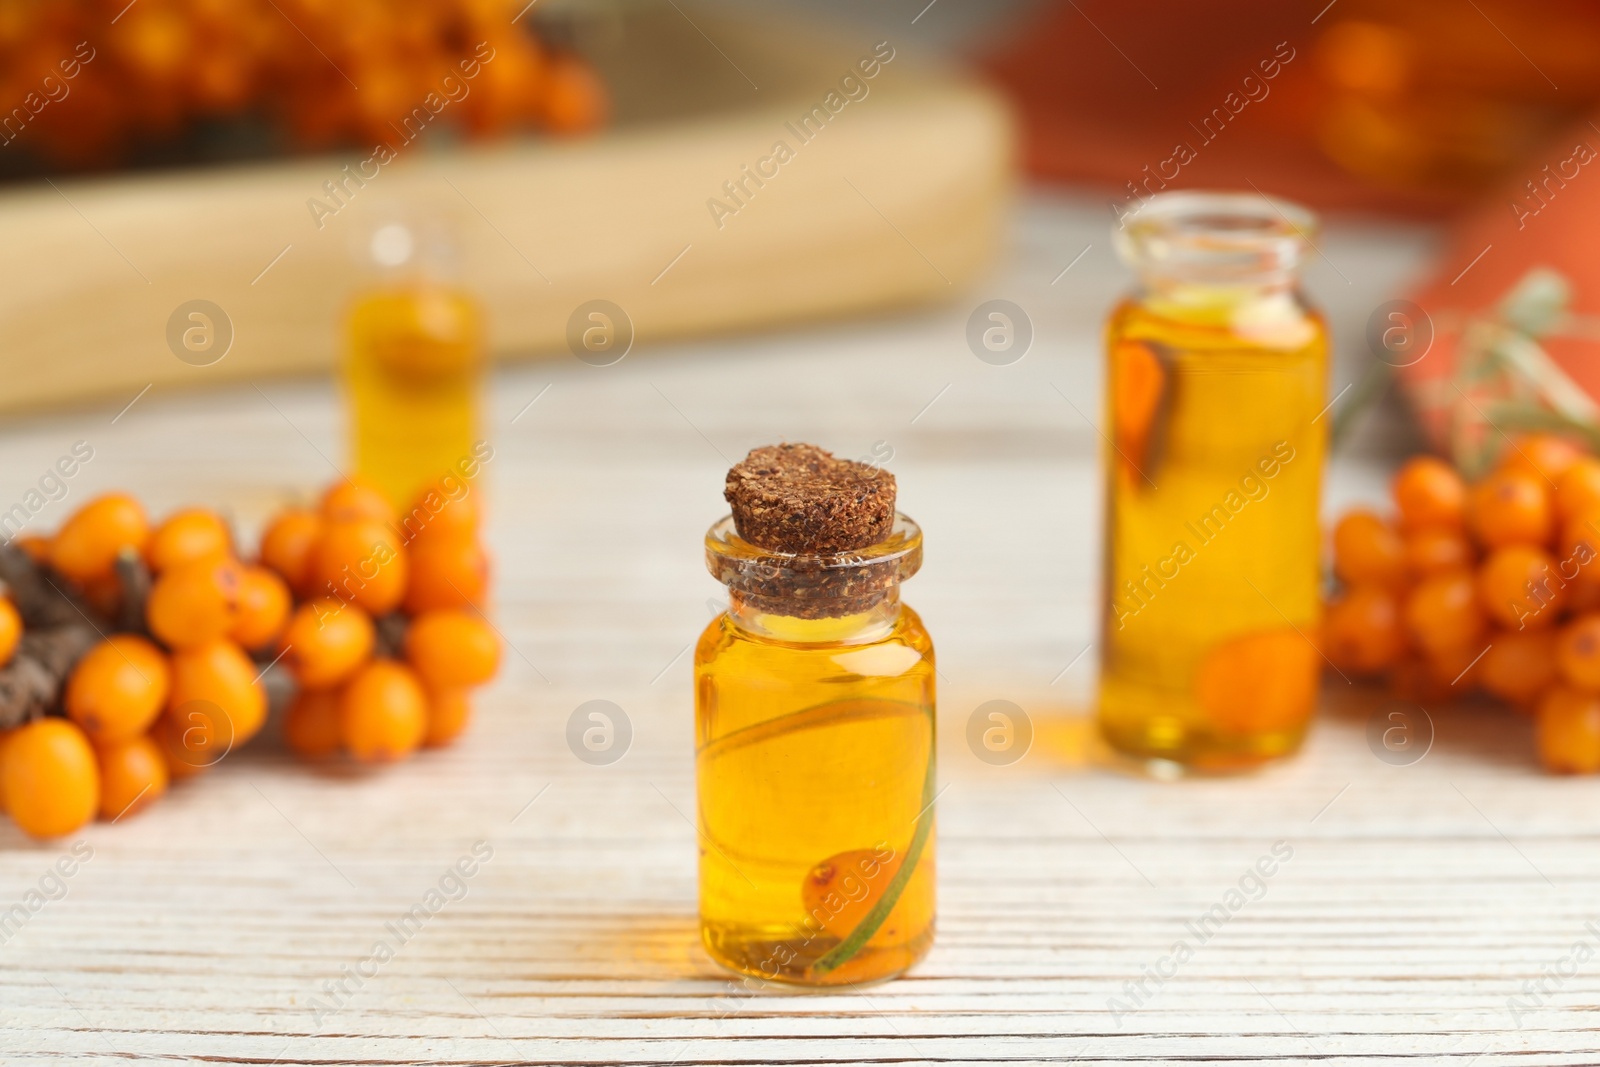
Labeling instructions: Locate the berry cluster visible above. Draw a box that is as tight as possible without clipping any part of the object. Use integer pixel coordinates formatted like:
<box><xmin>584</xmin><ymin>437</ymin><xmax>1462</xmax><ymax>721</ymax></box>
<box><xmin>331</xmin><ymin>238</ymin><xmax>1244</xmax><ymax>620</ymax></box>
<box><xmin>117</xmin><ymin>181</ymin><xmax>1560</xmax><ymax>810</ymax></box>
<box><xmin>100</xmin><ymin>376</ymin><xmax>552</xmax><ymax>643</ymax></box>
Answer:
<box><xmin>0</xmin><ymin>476</ymin><xmax>499</xmax><ymax>840</ymax></box>
<box><xmin>0</xmin><ymin>0</ymin><xmax>605</xmax><ymax>172</ymax></box>
<box><xmin>1325</xmin><ymin>433</ymin><xmax>1600</xmax><ymax>772</ymax></box>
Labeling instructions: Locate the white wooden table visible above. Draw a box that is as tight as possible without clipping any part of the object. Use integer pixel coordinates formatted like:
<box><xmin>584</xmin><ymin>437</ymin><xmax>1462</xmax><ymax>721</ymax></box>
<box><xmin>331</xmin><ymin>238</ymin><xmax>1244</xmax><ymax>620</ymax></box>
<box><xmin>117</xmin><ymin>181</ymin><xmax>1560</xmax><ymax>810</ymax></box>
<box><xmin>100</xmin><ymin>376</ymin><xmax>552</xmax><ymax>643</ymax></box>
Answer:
<box><xmin>5</xmin><ymin>193</ymin><xmax>1598</xmax><ymax>1066</ymax></box>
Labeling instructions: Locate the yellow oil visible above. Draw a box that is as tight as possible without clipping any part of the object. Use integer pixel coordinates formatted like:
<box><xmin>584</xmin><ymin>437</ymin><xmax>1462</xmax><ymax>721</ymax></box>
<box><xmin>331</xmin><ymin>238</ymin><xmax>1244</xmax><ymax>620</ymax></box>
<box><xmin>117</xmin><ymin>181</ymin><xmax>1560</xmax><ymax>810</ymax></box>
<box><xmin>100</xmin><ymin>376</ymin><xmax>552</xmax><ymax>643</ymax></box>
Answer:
<box><xmin>344</xmin><ymin>286</ymin><xmax>482</xmax><ymax>510</ymax></box>
<box><xmin>694</xmin><ymin>604</ymin><xmax>936</xmax><ymax>986</ymax></box>
<box><xmin>1098</xmin><ymin>286</ymin><xmax>1328</xmax><ymax>769</ymax></box>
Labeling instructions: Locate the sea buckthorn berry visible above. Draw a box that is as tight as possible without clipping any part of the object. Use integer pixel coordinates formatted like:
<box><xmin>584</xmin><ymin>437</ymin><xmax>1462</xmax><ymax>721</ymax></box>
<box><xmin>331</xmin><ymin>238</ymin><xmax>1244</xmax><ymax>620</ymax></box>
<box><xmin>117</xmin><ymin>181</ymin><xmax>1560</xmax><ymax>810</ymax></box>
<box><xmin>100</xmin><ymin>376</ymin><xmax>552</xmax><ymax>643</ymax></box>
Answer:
<box><xmin>65</xmin><ymin>634</ymin><xmax>171</xmax><ymax>743</ymax></box>
<box><xmin>1426</xmin><ymin>641</ymin><xmax>1486</xmax><ymax>692</ymax></box>
<box><xmin>0</xmin><ymin>729</ymin><xmax>11</xmax><ymax>812</ymax></box>
<box><xmin>16</xmin><ymin>534</ymin><xmax>50</xmax><ymax>563</ymax></box>
<box><xmin>0</xmin><ymin>598</ymin><xmax>20</xmax><ymax>667</ymax></box>
<box><xmin>1468</xmin><ymin>471</ymin><xmax>1552</xmax><ymax>549</ymax></box>
<box><xmin>340</xmin><ymin>660</ymin><xmax>426</xmax><ymax>762</ymax></box>
<box><xmin>1404</xmin><ymin>527</ymin><xmax>1473</xmax><ymax>579</ymax></box>
<box><xmin>1389</xmin><ymin>656</ymin><xmax>1450</xmax><ymax>704</ymax></box>
<box><xmin>230</xmin><ymin>565</ymin><xmax>291</xmax><ymax>651</ymax></box>
<box><xmin>95</xmin><ymin>735</ymin><xmax>169</xmax><ymax>821</ymax></box>
<box><xmin>279</xmin><ymin>599</ymin><xmax>375</xmax><ymax>688</ymax></box>
<box><xmin>404</xmin><ymin>538</ymin><xmax>490</xmax><ymax>613</ymax></box>
<box><xmin>284</xmin><ymin>687</ymin><xmax>344</xmax><ymax>760</ymax></box>
<box><xmin>423</xmin><ymin>686</ymin><xmax>472</xmax><ymax>748</ymax></box>
<box><xmin>1556</xmin><ymin>614</ymin><xmax>1600</xmax><ymax>692</ymax></box>
<box><xmin>147</xmin><ymin>556</ymin><xmax>243</xmax><ymax>650</ymax></box>
<box><xmin>320</xmin><ymin>479</ymin><xmax>396</xmax><ymax>525</ymax></box>
<box><xmin>49</xmin><ymin>492</ymin><xmax>149</xmax><ymax>583</ymax></box>
<box><xmin>1556</xmin><ymin>457</ymin><xmax>1600</xmax><ymax>521</ymax></box>
<box><xmin>405</xmin><ymin>610</ymin><xmax>501</xmax><ymax>688</ymax></box>
<box><xmin>401</xmin><ymin>476</ymin><xmax>480</xmax><ymax>548</ymax></box>
<box><xmin>1392</xmin><ymin>455</ymin><xmax>1467</xmax><ymax>531</ymax></box>
<box><xmin>800</xmin><ymin>847</ymin><xmax>906</xmax><ymax>941</ymax></box>
<box><xmin>1332</xmin><ymin>510</ymin><xmax>1406</xmax><ymax>588</ymax></box>
<box><xmin>1403</xmin><ymin>571</ymin><xmax>1486</xmax><ymax>655</ymax></box>
<box><xmin>1478</xmin><ymin>545</ymin><xmax>1564</xmax><ymax>629</ymax></box>
<box><xmin>259</xmin><ymin>507</ymin><xmax>323</xmax><ymax>595</ymax></box>
<box><xmin>153</xmin><ymin>705</ymin><xmax>227</xmax><ymax>780</ymax></box>
<box><xmin>1499</xmin><ymin>433</ymin><xmax>1584</xmax><ymax>485</ymax></box>
<box><xmin>310</xmin><ymin>518</ymin><xmax>408</xmax><ymax>616</ymax></box>
<box><xmin>145</xmin><ymin>507</ymin><xmax>230</xmax><ymax>572</ymax></box>
<box><xmin>1322</xmin><ymin>585</ymin><xmax>1405</xmax><ymax>674</ymax></box>
<box><xmin>0</xmin><ymin>719</ymin><xmax>99</xmax><ymax>839</ymax></box>
<box><xmin>1535</xmin><ymin>685</ymin><xmax>1600</xmax><ymax>773</ymax></box>
<box><xmin>1194</xmin><ymin>627</ymin><xmax>1318</xmax><ymax>733</ymax></box>
<box><xmin>169</xmin><ymin>639</ymin><xmax>267</xmax><ymax>748</ymax></box>
<box><xmin>1481</xmin><ymin>629</ymin><xmax>1559</xmax><ymax>707</ymax></box>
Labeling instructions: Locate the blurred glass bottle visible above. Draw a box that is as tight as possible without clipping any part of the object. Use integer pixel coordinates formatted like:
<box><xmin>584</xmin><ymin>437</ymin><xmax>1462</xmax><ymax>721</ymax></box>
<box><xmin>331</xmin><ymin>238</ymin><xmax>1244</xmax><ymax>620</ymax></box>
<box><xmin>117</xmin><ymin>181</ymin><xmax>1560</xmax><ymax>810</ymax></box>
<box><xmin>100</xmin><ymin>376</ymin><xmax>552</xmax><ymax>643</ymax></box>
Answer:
<box><xmin>1098</xmin><ymin>192</ymin><xmax>1328</xmax><ymax>771</ymax></box>
<box><xmin>344</xmin><ymin>215</ymin><xmax>484</xmax><ymax>510</ymax></box>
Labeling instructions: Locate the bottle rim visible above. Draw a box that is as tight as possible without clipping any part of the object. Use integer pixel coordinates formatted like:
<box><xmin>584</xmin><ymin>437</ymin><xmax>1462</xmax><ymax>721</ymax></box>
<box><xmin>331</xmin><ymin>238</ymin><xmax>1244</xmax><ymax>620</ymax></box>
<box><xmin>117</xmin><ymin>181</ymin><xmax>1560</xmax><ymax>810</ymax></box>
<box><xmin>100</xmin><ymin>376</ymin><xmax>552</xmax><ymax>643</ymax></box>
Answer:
<box><xmin>704</xmin><ymin>512</ymin><xmax>921</xmax><ymax>617</ymax></box>
<box><xmin>1114</xmin><ymin>190</ymin><xmax>1316</xmax><ymax>285</ymax></box>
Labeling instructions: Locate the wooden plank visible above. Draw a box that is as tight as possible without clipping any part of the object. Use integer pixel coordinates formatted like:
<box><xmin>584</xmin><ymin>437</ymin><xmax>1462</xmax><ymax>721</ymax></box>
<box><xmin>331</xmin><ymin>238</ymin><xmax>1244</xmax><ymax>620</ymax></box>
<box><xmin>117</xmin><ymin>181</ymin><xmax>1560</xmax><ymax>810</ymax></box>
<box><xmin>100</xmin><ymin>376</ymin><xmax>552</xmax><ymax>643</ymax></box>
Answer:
<box><xmin>0</xmin><ymin>4</ymin><xmax>1010</xmax><ymax>414</ymax></box>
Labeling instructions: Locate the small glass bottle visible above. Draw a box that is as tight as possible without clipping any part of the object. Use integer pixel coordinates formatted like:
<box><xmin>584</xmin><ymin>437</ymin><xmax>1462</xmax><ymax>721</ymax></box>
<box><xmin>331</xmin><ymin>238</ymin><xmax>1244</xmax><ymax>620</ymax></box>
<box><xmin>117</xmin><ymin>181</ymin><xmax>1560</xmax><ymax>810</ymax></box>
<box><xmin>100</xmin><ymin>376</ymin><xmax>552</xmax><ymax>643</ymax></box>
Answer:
<box><xmin>695</xmin><ymin>513</ymin><xmax>936</xmax><ymax>986</ymax></box>
<box><xmin>344</xmin><ymin>217</ymin><xmax>484</xmax><ymax>510</ymax></box>
<box><xmin>1098</xmin><ymin>191</ymin><xmax>1329</xmax><ymax>770</ymax></box>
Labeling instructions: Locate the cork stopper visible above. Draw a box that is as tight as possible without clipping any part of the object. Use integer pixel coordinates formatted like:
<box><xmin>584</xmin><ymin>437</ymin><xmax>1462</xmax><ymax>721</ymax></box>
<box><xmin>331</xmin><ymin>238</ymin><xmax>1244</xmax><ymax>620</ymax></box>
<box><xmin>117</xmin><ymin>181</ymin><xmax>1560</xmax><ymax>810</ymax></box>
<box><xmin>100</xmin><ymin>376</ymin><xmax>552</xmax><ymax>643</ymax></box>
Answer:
<box><xmin>724</xmin><ymin>443</ymin><xmax>896</xmax><ymax>554</ymax></box>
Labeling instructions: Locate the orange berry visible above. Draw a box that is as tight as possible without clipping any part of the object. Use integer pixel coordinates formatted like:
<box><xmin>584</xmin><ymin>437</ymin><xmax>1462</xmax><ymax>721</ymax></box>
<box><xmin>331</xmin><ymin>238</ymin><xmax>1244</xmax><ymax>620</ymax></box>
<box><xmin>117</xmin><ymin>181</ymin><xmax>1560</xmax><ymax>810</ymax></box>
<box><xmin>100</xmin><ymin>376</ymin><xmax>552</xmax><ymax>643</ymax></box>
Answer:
<box><xmin>145</xmin><ymin>507</ymin><xmax>230</xmax><ymax>572</ymax></box>
<box><xmin>423</xmin><ymin>686</ymin><xmax>472</xmax><ymax>748</ymax></box>
<box><xmin>259</xmin><ymin>507</ymin><xmax>323</xmax><ymax>596</ymax></box>
<box><xmin>1322</xmin><ymin>585</ymin><xmax>1405</xmax><ymax>674</ymax></box>
<box><xmin>230</xmin><ymin>565</ymin><xmax>291</xmax><ymax>651</ymax></box>
<box><xmin>309</xmin><ymin>518</ymin><xmax>408</xmax><ymax>615</ymax></box>
<box><xmin>1403</xmin><ymin>571</ymin><xmax>1486</xmax><ymax>656</ymax></box>
<box><xmin>0</xmin><ymin>597</ymin><xmax>20</xmax><ymax>667</ymax></box>
<box><xmin>400</xmin><ymin>477</ymin><xmax>480</xmax><ymax>548</ymax></box>
<box><xmin>1477</xmin><ymin>545</ymin><xmax>1564</xmax><ymax>629</ymax></box>
<box><xmin>1556</xmin><ymin>614</ymin><xmax>1600</xmax><ymax>692</ymax></box>
<box><xmin>49</xmin><ymin>492</ymin><xmax>149</xmax><ymax>583</ymax></box>
<box><xmin>1</xmin><ymin>719</ymin><xmax>99</xmax><ymax>838</ymax></box>
<box><xmin>1193</xmin><ymin>627</ymin><xmax>1319</xmax><ymax>734</ymax></box>
<box><xmin>16</xmin><ymin>533</ymin><xmax>50</xmax><ymax>563</ymax></box>
<box><xmin>404</xmin><ymin>537</ymin><xmax>489</xmax><ymax>613</ymax></box>
<box><xmin>1469</xmin><ymin>471</ymin><xmax>1553</xmax><ymax>549</ymax></box>
<box><xmin>340</xmin><ymin>659</ymin><xmax>426</xmax><ymax>762</ymax></box>
<box><xmin>1535</xmin><ymin>685</ymin><xmax>1600</xmax><ymax>773</ymax></box>
<box><xmin>1426</xmin><ymin>641</ymin><xmax>1487</xmax><ymax>693</ymax></box>
<box><xmin>65</xmin><ymin>634</ymin><xmax>170</xmax><ymax>743</ymax></box>
<box><xmin>1392</xmin><ymin>455</ymin><xmax>1466</xmax><ymax>531</ymax></box>
<box><xmin>800</xmin><ymin>847</ymin><xmax>906</xmax><ymax>941</ymax></box>
<box><xmin>1499</xmin><ymin>433</ymin><xmax>1584</xmax><ymax>485</ymax></box>
<box><xmin>153</xmin><ymin>708</ymin><xmax>225</xmax><ymax>780</ymax></box>
<box><xmin>1332</xmin><ymin>510</ymin><xmax>1406</xmax><ymax>588</ymax></box>
<box><xmin>95</xmin><ymin>735</ymin><xmax>169</xmax><ymax>821</ymax></box>
<box><xmin>284</xmin><ymin>687</ymin><xmax>344</xmax><ymax>760</ymax></box>
<box><xmin>404</xmin><ymin>610</ymin><xmax>501</xmax><ymax>688</ymax></box>
<box><xmin>320</xmin><ymin>479</ymin><xmax>396</xmax><ymax>525</ymax></box>
<box><xmin>168</xmin><ymin>638</ymin><xmax>267</xmax><ymax>750</ymax></box>
<box><xmin>1556</xmin><ymin>457</ymin><xmax>1600</xmax><ymax>521</ymax></box>
<box><xmin>1480</xmin><ymin>629</ymin><xmax>1559</xmax><ymax>707</ymax></box>
<box><xmin>1404</xmin><ymin>527</ymin><xmax>1474</xmax><ymax>579</ymax></box>
<box><xmin>1389</xmin><ymin>656</ymin><xmax>1451</xmax><ymax>704</ymax></box>
<box><xmin>146</xmin><ymin>556</ymin><xmax>242</xmax><ymax>650</ymax></box>
<box><xmin>279</xmin><ymin>599</ymin><xmax>375</xmax><ymax>687</ymax></box>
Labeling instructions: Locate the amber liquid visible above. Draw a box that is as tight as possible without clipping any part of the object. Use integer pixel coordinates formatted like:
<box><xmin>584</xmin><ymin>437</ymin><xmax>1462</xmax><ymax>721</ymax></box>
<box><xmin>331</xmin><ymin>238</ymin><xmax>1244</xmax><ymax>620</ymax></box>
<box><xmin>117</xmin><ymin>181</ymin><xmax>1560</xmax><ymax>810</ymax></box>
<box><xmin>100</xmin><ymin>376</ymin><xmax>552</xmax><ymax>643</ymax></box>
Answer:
<box><xmin>344</xmin><ymin>286</ymin><xmax>482</xmax><ymax>509</ymax></box>
<box><xmin>694</xmin><ymin>604</ymin><xmax>936</xmax><ymax>986</ymax></box>
<box><xmin>1098</xmin><ymin>286</ymin><xmax>1328</xmax><ymax>769</ymax></box>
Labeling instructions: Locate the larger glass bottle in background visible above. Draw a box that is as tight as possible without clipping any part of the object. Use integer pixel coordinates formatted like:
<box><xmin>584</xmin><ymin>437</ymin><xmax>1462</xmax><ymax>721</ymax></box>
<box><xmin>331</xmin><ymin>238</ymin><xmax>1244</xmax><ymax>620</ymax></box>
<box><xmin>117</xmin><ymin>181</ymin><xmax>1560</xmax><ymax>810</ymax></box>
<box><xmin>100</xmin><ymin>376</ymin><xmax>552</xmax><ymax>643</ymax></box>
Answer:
<box><xmin>1098</xmin><ymin>191</ymin><xmax>1328</xmax><ymax>770</ymax></box>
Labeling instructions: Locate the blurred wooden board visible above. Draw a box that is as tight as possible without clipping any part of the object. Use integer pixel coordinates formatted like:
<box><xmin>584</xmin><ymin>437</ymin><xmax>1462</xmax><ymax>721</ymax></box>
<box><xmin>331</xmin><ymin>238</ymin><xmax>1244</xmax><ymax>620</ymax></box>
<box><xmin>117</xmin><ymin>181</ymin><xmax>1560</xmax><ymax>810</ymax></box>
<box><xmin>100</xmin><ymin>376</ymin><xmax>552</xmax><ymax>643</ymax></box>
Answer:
<box><xmin>0</xmin><ymin>3</ymin><xmax>1010</xmax><ymax>414</ymax></box>
<box><xmin>2</xmin><ymin>194</ymin><xmax>1598</xmax><ymax>1065</ymax></box>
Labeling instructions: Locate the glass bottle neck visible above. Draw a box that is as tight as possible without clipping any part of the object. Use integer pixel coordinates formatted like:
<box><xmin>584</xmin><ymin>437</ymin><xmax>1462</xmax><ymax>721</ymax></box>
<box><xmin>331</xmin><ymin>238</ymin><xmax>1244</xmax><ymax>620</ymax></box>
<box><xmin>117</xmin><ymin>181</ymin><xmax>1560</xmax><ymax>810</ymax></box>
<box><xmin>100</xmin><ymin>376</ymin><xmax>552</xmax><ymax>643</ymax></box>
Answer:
<box><xmin>726</xmin><ymin>589</ymin><xmax>900</xmax><ymax>644</ymax></box>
